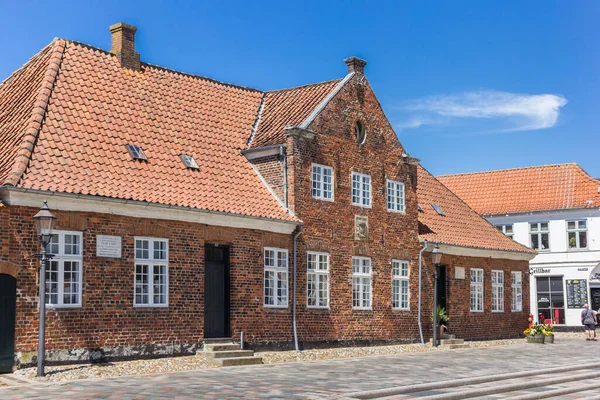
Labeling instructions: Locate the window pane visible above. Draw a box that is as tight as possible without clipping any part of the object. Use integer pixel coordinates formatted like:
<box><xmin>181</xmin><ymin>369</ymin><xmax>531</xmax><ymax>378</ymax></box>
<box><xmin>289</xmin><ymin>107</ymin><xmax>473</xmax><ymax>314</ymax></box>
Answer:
<box><xmin>392</xmin><ymin>280</ymin><xmax>400</xmax><ymax>308</ymax></box>
<box><xmin>352</xmin><ymin>174</ymin><xmax>361</xmax><ymax>204</ymax></box>
<box><xmin>540</xmin><ymin>223</ymin><xmax>548</xmax><ymax>231</ymax></box>
<box><xmin>49</xmin><ymin>234</ymin><xmax>59</xmax><ymax>255</ymax></box>
<box><xmin>550</xmin><ymin>277</ymin><xmax>563</xmax><ymax>291</ymax></box>
<box><xmin>312</xmin><ymin>166</ymin><xmax>322</xmax><ymax>198</ymax></box>
<box><xmin>530</xmin><ymin>223</ymin><xmax>538</xmax><ymax>232</ymax></box>
<box><xmin>63</xmin><ymin>261</ymin><xmax>80</xmax><ymax>304</ymax></box>
<box><xmin>154</xmin><ymin>241</ymin><xmax>167</xmax><ymax>260</ymax></box>
<box><xmin>505</xmin><ymin>225</ymin><xmax>513</xmax><ymax>234</ymax></box>
<box><xmin>264</xmin><ymin>250</ymin><xmax>275</xmax><ymax>267</ymax></box>
<box><xmin>531</xmin><ymin>234</ymin><xmax>539</xmax><ymax>250</ymax></box>
<box><xmin>352</xmin><ymin>258</ymin><xmax>361</xmax><ymax>274</ymax></box>
<box><xmin>579</xmin><ymin>220</ymin><xmax>587</xmax><ymax>229</ymax></box>
<box><xmin>541</xmin><ymin>233</ymin><xmax>549</xmax><ymax>250</ymax></box>
<box><xmin>318</xmin><ymin>274</ymin><xmax>328</xmax><ymax>307</ymax></box>
<box><xmin>135</xmin><ymin>264</ymin><xmax>149</xmax><ymax>304</ymax></box>
<box><xmin>568</xmin><ymin>232</ymin><xmax>577</xmax><ymax>248</ymax></box>
<box><xmin>277</xmin><ymin>251</ymin><xmax>288</xmax><ymax>269</ymax></box>
<box><xmin>580</xmin><ymin>232</ymin><xmax>588</xmax><ymax>248</ymax></box>
<box><xmin>568</xmin><ymin>221</ymin><xmax>576</xmax><ymax>230</ymax></box>
<box><xmin>536</xmin><ymin>277</ymin><xmax>549</xmax><ymax>292</ymax></box>
<box><xmin>45</xmin><ymin>260</ymin><xmax>59</xmax><ymax>304</ymax></box>
<box><xmin>277</xmin><ymin>272</ymin><xmax>288</xmax><ymax>305</ymax></box>
<box><xmin>153</xmin><ymin>265</ymin><xmax>167</xmax><ymax>304</ymax></box>
<box><xmin>323</xmin><ymin>168</ymin><xmax>333</xmax><ymax>199</ymax></box>
<box><xmin>352</xmin><ymin>277</ymin><xmax>360</xmax><ymax>307</ymax></box>
<box><xmin>264</xmin><ymin>271</ymin><xmax>275</xmax><ymax>305</ymax></box>
<box><xmin>307</xmin><ymin>273</ymin><xmax>316</xmax><ymax>306</ymax></box>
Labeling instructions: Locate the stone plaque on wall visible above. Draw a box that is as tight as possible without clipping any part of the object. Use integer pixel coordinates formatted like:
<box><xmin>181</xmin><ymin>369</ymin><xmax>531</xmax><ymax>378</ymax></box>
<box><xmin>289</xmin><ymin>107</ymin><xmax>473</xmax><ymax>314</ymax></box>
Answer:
<box><xmin>355</xmin><ymin>215</ymin><xmax>369</xmax><ymax>241</ymax></box>
<box><xmin>455</xmin><ymin>266</ymin><xmax>465</xmax><ymax>280</ymax></box>
<box><xmin>96</xmin><ymin>235</ymin><xmax>122</xmax><ymax>258</ymax></box>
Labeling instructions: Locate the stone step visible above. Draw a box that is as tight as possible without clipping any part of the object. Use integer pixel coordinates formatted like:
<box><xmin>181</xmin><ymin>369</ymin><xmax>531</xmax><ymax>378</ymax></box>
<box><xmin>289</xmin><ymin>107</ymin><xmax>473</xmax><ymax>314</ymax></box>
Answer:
<box><xmin>215</xmin><ymin>356</ymin><xmax>263</xmax><ymax>367</ymax></box>
<box><xmin>204</xmin><ymin>343</ymin><xmax>241</xmax><ymax>352</ymax></box>
<box><xmin>441</xmin><ymin>333</ymin><xmax>455</xmax><ymax>340</ymax></box>
<box><xmin>205</xmin><ymin>350</ymin><xmax>255</xmax><ymax>359</ymax></box>
<box><xmin>439</xmin><ymin>339</ymin><xmax>464</xmax><ymax>346</ymax></box>
<box><xmin>203</xmin><ymin>337</ymin><xmax>235</xmax><ymax>345</ymax></box>
<box><xmin>445</xmin><ymin>343</ymin><xmax>470</xmax><ymax>350</ymax></box>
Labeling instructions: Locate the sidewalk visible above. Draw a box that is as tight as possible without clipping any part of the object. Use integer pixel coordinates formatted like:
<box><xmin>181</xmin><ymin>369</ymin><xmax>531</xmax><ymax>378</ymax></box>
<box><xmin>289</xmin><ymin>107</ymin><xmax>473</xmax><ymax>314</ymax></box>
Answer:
<box><xmin>0</xmin><ymin>337</ymin><xmax>595</xmax><ymax>399</ymax></box>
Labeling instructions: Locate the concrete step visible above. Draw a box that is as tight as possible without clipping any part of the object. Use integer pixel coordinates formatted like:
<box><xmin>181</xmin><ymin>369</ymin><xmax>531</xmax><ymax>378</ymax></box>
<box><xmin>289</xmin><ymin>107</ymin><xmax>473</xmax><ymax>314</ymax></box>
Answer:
<box><xmin>203</xmin><ymin>337</ymin><xmax>234</xmax><ymax>345</ymax></box>
<box><xmin>205</xmin><ymin>350</ymin><xmax>255</xmax><ymax>359</ymax></box>
<box><xmin>345</xmin><ymin>363</ymin><xmax>600</xmax><ymax>399</ymax></box>
<box><xmin>215</xmin><ymin>356</ymin><xmax>263</xmax><ymax>367</ymax></box>
<box><xmin>204</xmin><ymin>343</ymin><xmax>241</xmax><ymax>352</ymax></box>
<box><xmin>441</xmin><ymin>333</ymin><xmax>455</xmax><ymax>340</ymax></box>
<box><xmin>439</xmin><ymin>339</ymin><xmax>464</xmax><ymax>346</ymax></box>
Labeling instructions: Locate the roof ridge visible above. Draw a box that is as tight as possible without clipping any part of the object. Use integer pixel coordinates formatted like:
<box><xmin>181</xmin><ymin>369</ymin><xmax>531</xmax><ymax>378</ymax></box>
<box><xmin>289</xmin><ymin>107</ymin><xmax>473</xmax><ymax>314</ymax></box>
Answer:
<box><xmin>63</xmin><ymin>39</ymin><xmax>264</xmax><ymax>94</ymax></box>
<box><xmin>3</xmin><ymin>39</ymin><xmax>67</xmax><ymax>186</ymax></box>
<box><xmin>437</xmin><ymin>162</ymin><xmax>580</xmax><ymax>178</ymax></box>
<box><xmin>266</xmin><ymin>78</ymin><xmax>343</xmax><ymax>94</ymax></box>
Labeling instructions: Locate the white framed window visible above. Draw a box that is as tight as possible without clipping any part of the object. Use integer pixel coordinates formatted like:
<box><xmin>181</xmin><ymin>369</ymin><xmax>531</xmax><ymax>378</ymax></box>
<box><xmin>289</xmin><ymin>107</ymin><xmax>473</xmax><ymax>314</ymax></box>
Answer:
<box><xmin>470</xmin><ymin>268</ymin><xmax>484</xmax><ymax>312</ymax></box>
<box><xmin>45</xmin><ymin>231</ymin><xmax>83</xmax><ymax>307</ymax></box>
<box><xmin>352</xmin><ymin>256</ymin><xmax>372</xmax><ymax>309</ymax></box>
<box><xmin>511</xmin><ymin>271</ymin><xmax>523</xmax><ymax>312</ymax></box>
<box><xmin>311</xmin><ymin>164</ymin><xmax>334</xmax><ymax>201</ymax></box>
<box><xmin>351</xmin><ymin>172</ymin><xmax>371</xmax><ymax>208</ymax></box>
<box><xmin>530</xmin><ymin>222</ymin><xmax>550</xmax><ymax>251</ymax></box>
<box><xmin>387</xmin><ymin>180</ymin><xmax>405</xmax><ymax>213</ymax></box>
<box><xmin>491</xmin><ymin>270</ymin><xmax>504</xmax><ymax>312</ymax></box>
<box><xmin>307</xmin><ymin>252</ymin><xmax>329</xmax><ymax>308</ymax></box>
<box><xmin>134</xmin><ymin>237</ymin><xmax>169</xmax><ymax>307</ymax></box>
<box><xmin>264</xmin><ymin>248</ymin><xmax>289</xmax><ymax>307</ymax></box>
<box><xmin>496</xmin><ymin>224</ymin><xmax>514</xmax><ymax>239</ymax></box>
<box><xmin>392</xmin><ymin>260</ymin><xmax>410</xmax><ymax>310</ymax></box>
<box><xmin>567</xmin><ymin>220</ymin><xmax>588</xmax><ymax>249</ymax></box>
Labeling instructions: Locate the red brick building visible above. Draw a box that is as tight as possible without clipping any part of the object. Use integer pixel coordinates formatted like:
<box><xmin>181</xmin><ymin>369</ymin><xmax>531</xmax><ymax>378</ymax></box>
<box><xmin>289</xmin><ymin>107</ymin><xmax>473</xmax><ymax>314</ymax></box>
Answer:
<box><xmin>0</xmin><ymin>23</ymin><xmax>535</xmax><ymax>368</ymax></box>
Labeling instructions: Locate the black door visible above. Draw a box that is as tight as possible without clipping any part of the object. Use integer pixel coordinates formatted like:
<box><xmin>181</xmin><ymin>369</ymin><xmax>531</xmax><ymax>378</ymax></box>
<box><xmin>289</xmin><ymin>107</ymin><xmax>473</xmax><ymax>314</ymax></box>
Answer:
<box><xmin>436</xmin><ymin>266</ymin><xmax>447</xmax><ymax>311</ymax></box>
<box><xmin>204</xmin><ymin>246</ymin><xmax>230</xmax><ymax>338</ymax></box>
<box><xmin>591</xmin><ymin>288</ymin><xmax>600</xmax><ymax>312</ymax></box>
<box><xmin>0</xmin><ymin>274</ymin><xmax>16</xmax><ymax>373</ymax></box>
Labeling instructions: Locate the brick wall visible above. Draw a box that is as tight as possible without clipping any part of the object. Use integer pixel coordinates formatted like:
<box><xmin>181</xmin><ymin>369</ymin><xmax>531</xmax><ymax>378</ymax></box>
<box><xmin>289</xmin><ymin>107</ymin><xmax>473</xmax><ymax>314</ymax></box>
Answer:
<box><xmin>250</xmin><ymin>154</ymin><xmax>285</xmax><ymax>204</ymax></box>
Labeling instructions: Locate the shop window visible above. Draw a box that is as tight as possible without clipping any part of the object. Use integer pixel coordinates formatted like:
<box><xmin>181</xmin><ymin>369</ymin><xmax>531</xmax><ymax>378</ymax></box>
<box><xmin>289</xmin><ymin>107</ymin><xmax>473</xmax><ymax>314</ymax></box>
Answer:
<box><xmin>536</xmin><ymin>276</ymin><xmax>565</xmax><ymax>324</ymax></box>
<box><xmin>530</xmin><ymin>222</ymin><xmax>550</xmax><ymax>251</ymax></box>
<box><xmin>567</xmin><ymin>220</ymin><xmax>587</xmax><ymax>249</ymax></box>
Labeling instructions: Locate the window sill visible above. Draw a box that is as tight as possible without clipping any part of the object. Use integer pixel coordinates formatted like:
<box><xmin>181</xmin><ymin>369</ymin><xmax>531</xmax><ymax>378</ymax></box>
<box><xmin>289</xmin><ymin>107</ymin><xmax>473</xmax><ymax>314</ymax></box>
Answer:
<box><xmin>470</xmin><ymin>310</ymin><xmax>484</xmax><ymax>313</ymax></box>
<box><xmin>491</xmin><ymin>310</ymin><xmax>505</xmax><ymax>313</ymax></box>
<box><xmin>387</xmin><ymin>209</ymin><xmax>406</xmax><ymax>214</ymax></box>
<box><xmin>46</xmin><ymin>304</ymin><xmax>82</xmax><ymax>309</ymax></box>
<box><xmin>511</xmin><ymin>309</ymin><xmax>524</xmax><ymax>313</ymax></box>
<box><xmin>392</xmin><ymin>307</ymin><xmax>410</xmax><ymax>312</ymax></box>
<box><xmin>312</xmin><ymin>197</ymin><xmax>335</xmax><ymax>203</ymax></box>
<box><xmin>307</xmin><ymin>306</ymin><xmax>330</xmax><ymax>311</ymax></box>
<box><xmin>264</xmin><ymin>305</ymin><xmax>289</xmax><ymax>309</ymax></box>
<box><xmin>353</xmin><ymin>307</ymin><xmax>373</xmax><ymax>311</ymax></box>
<box><xmin>133</xmin><ymin>304</ymin><xmax>169</xmax><ymax>308</ymax></box>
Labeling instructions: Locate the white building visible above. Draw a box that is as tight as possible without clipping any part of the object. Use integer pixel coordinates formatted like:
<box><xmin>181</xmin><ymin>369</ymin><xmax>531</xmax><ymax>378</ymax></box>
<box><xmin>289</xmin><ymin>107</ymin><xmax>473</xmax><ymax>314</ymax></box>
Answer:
<box><xmin>439</xmin><ymin>163</ymin><xmax>600</xmax><ymax>326</ymax></box>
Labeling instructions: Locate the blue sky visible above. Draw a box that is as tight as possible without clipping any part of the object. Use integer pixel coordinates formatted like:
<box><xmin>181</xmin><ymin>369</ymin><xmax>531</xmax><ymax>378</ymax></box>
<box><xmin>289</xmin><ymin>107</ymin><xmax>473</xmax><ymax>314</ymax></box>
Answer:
<box><xmin>1</xmin><ymin>1</ymin><xmax>598</xmax><ymax>177</ymax></box>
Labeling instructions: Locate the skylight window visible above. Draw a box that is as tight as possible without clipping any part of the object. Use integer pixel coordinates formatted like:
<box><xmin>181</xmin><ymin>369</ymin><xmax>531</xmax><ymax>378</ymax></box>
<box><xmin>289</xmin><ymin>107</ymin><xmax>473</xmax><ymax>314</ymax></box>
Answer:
<box><xmin>180</xmin><ymin>154</ymin><xmax>199</xmax><ymax>170</ymax></box>
<box><xmin>432</xmin><ymin>203</ymin><xmax>445</xmax><ymax>216</ymax></box>
<box><xmin>418</xmin><ymin>204</ymin><xmax>423</xmax><ymax>212</ymax></box>
<box><xmin>127</xmin><ymin>144</ymin><xmax>147</xmax><ymax>161</ymax></box>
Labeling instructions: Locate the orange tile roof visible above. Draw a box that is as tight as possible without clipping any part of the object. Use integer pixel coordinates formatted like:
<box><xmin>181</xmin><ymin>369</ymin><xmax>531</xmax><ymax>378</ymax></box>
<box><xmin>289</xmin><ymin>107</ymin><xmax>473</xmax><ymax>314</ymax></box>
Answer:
<box><xmin>249</xmin><ymin>79</ymin><xmax>342</xmax><ymax>148</ymax></box>
<box><xmin>438</xmin><ymin>163</ymin><xmax>600</xmax><ymax>216</ymax></box>
<box><xmin>1</xmin><ymin>39</ymin><xmax>324</xmax><ymax>222</ymax></box>
<box><xmin>417</xmin><ymin>166</ymin><xmax>534</xmax><ymax>254</ymax></box>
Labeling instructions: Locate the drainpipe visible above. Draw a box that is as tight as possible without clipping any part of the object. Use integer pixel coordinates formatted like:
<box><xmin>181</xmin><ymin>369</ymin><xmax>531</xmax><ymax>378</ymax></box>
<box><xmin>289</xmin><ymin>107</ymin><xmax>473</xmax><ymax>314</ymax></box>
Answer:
<box><xmin>417</xmin><ymin>240</ymin><xmax>428</xmax><ymax>345</ymax></box>
<box><xmin>292</xmin><ymin>225</ymin><xmax>303</xmax><ymax>352</ymax></box>
<box><xmin>280</xmin><ymin>145</ymin><xmax>288</xmax><ymax>209</ymax></box>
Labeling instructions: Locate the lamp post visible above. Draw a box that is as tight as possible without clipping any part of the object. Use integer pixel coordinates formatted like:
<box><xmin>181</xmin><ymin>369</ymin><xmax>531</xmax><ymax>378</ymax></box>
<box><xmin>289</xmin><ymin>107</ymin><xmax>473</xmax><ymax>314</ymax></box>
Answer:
<box><xmin>33</xmin><ymin>201</ymin><xmax>56</xmax><ymax>377</ymax></box>
<box><xmin>431</xmin><ymin>244</ymin><xmax>443</xmax><ymax>347</ymax></box>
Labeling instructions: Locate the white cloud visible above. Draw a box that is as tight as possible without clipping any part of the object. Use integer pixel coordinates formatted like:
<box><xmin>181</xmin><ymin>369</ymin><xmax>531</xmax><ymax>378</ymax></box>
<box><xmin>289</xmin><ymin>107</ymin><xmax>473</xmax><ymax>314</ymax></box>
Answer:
<box><xmin>401</xmin><ymin>90</ymin><xmax>567</xmax><ymax>132</ymax></box>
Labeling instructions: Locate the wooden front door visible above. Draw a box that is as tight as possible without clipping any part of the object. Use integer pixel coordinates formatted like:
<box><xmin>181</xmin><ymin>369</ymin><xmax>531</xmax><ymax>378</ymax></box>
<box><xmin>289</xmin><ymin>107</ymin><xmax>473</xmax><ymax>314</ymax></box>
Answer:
<box><xmin>204</xmin><ymin>246</ymin><xmax>230</xmax><ymax>339</ymax></box>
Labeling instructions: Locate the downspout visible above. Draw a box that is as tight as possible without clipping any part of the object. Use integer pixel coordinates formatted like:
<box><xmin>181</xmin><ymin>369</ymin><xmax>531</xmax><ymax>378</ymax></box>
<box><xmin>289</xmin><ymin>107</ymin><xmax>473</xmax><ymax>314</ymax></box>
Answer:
<box><xmin>417</xmin><ymin>240</ymin><xmax>428</xmax><ymax>345</ymax></box>
<box><xmin>292</xmin><ymin>225</ymin><xmax>303</xmax><ymax>352</ymax></box>
<box><xmin>280</xmin><ymin>145</ymin><xmax>288</xmax><ymax>209</ymax></box>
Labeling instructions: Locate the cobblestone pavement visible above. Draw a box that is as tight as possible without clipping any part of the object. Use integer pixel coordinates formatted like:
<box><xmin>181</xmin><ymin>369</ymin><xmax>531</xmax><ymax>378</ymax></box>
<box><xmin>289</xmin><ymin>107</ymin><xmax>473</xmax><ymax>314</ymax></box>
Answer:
<box><xmin>0</xmin><ymin>338</ymin><xmax>596</xmax><ymax>399</ymax></box>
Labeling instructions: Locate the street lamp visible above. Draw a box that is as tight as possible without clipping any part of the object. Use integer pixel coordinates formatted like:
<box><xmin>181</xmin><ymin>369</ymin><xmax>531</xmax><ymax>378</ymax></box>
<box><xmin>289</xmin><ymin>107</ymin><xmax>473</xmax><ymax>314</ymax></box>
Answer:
<box><xmin>33</xmin><ymin>201</ymin><xmax>56</xmax><ymax>377</ymax></box>
<box><xmin>431</xmin><ymin>244</ymin><xmax>443</xmax><ymax>347</ymax></box>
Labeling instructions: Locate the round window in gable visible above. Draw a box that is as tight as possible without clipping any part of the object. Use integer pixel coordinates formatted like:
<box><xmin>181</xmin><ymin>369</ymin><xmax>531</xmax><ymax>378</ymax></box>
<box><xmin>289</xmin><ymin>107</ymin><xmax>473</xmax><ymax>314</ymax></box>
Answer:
<box><xmin>355</xmin><ymin>120</ymin><xmax>366</xmax><ymax>144</ymax></box>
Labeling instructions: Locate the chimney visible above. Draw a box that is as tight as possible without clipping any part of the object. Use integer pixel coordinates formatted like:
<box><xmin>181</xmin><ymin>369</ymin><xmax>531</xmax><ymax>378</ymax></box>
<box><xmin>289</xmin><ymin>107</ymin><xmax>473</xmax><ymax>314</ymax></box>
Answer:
<box><xmin>344</xmin><ymin>56</ymin><xmax>367</xmax><ymax>75</ymax></box>
<box><xmin>110</xmin><ymin>22</ymin><xmax>140</xmax><ymax>70</ymax></box>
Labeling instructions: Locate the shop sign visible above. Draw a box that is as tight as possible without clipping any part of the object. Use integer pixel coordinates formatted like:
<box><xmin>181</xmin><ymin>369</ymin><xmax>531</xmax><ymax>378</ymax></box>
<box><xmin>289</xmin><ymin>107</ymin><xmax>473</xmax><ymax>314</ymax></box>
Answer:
<box><xmin>530</xmin><ymin>267</ymin><xmax>550</xmax><ymax>275</ymax></box>
<box><xmin>578</xmin><ymin>268</ymin><xmax>589</xmax><ymax>271</ymax></box>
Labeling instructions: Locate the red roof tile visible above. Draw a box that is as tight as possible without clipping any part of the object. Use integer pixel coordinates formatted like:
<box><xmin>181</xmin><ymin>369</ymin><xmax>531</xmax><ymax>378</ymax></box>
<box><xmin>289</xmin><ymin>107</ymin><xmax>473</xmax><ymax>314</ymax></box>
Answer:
<box><xmin>438</xmin><ymin>163</ymin><xmax>600</xmax><ymax>215</ymax></box>
<box><xmin>249</xmin><ymin>80</ymin><xmax>342</xmax><ymax>148</ymax></box>
<box><xmin>417</xmin><ymin>166</ymin><xmax>534</xmax><ymax>254</ymax></box>
<box><xmin>1</xmin><ymin>40</ymin><xmax>305</xmax><ymax>222</ymax></box>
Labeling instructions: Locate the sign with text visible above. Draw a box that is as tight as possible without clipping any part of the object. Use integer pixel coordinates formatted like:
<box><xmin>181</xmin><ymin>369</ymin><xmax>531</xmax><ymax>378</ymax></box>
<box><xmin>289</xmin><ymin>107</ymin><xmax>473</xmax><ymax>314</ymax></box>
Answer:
<box><xmin>566</xmin><ymin>279</ymin><xmax>588</xmax><ymax>308</ymax></box>
<box><xmin>96</xmin><ymin>235</ymin><xmax>122</xmax><ymax>258</ymax></box>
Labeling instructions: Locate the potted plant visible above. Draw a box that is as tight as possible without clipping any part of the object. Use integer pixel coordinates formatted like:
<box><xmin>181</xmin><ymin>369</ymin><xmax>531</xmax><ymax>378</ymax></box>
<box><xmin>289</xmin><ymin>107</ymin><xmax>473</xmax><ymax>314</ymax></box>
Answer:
<box><xmin>524</xmin><ymin>324</ymin><xmax>546</xmax><ymax>343</ymax></box>
<box><xmin>544</xmin><ymin>324</ymin><xmax>555</xmax><ymax>343</ymax></box>
<box><xmin>431</xmin><ymin>305</ymin><xmax>450</xmax><ymax>338</ymax></box>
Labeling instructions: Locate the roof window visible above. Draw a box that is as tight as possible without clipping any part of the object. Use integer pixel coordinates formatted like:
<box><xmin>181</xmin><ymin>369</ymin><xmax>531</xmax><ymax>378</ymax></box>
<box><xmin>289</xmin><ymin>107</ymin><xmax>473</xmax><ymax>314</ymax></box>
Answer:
<box><xmin>180</xmin><ymin>154</ymin><xmax>199</xmax><ymax>170</ymax></box>
<box><xmin>127</xmin><ymin>144</ymin><xmax>147</xmax><ymax>161</ymax></box>
<box><xmin>432</xmin><ymin>203</ymin><xmax>445</xmax><ymax>216</ymax></box>
<box><xmin>418</xmin><ymin>204</ymin><xmax>423</xmax><ymax>212</ymax></box>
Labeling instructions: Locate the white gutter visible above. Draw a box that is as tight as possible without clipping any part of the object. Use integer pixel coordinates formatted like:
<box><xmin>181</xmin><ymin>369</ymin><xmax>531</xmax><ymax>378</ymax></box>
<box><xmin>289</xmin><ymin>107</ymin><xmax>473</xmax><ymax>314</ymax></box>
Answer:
<box><xmin>2</xmin><ymin>187</ymin><xmax>299</xmax><ymax>235</ymax></box>
<box><xmin>419</xmin><ymin>238</ymin><xmax>536</xmax><ymax>261</ymax></box>
<box><xmin>417</xmin><ymin>240</ymin><xmax>428</xmax><ymax>345</ymax></box>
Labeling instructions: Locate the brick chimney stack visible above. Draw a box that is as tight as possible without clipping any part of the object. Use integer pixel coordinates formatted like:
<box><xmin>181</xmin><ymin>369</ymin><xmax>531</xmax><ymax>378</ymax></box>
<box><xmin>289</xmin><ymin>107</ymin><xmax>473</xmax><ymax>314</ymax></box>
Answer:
<box><xmin>110</xmin><ymin>22</ymin><xmax>140</xmax><ymax>70</ymax></box>
<box><xmin>344</xmin><ymin>57</ymin><xmax>367</xmax><ymax>75</ymax></box>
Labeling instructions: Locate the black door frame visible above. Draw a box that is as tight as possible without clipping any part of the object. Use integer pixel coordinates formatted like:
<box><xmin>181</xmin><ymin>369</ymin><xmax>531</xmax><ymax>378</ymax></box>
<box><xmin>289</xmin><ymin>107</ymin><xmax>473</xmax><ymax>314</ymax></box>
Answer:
<box><xmin>204</xmin><ymin>244</ymin><xmax>231</xmax><ymax>338</ymax></box>
<box><xmin>0</xmin><ymin>274</ymin><xmax>17</xmax><ymax>374</ymax></box>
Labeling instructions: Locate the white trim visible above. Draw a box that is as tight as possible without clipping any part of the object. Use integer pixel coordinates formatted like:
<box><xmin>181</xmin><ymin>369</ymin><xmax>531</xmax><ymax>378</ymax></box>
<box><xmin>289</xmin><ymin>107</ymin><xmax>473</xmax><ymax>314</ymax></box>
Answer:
<box><xmin>45</xmin><ymin>230</ymin><xmax>83</xmax><ymax>308</ymax></box>
<box><xmin>306</xmin><ymin>251</ymin><xmax>330</xmax><ymax>309</ymax></box>
<box><xmin>511</xmin><ymin>271</ymin><xmax>523</xmax><ymax>312</ymax></box>
<box><xmin>420</xmin><ymin>241</ymin><xmax>536</xmax><ymax>261</ymax></box>
<box><xmin>386</xmin><ymin>179</ymin><xmax>406</xmax><ymax>214</ymax></box>
<box><xmin>491</xmin><ymin>270</ymin><xmax>504</xmax><ymax>313</ymax></box>
<box><xmin>133</xmin><ymin>237</ymin><xmax>169</xmax><ymax>308</ymax></box>
<box><xmin>2</xmin><ymin>187</ymin><xmax>298</xmax><ymax>235</ymax></box>
<box><xmin>392</xmin><ymin>259</ymin><xmax>410</xmax><ymax>310</ymax></box>
<box><xmin>470</xmin><ymin>268</ymin><xmax>484</xmax><ymax>312</ymax></box>
<box><xmin>263</xmin><ymin>247</ymin><xmax>289</xmax><ymax>308</ymax></box>
<box><xmin>352</xmin><ymin>256</ymin><xmax>372</xmax><ymax>310</ymax></box>
<box><xmin>311</xmin><ymin>163</ymin><xmax>335</xmax><ymax>202</ymax></box>
<box><xmin>241</xmin><ymin>144</ymin><xmax>282</xmax><ymax>160</ymax></box>
<box><xmin>300</xmin><ymin>73</ymin><xmax>355</xmax><ymax>129</ymax></box>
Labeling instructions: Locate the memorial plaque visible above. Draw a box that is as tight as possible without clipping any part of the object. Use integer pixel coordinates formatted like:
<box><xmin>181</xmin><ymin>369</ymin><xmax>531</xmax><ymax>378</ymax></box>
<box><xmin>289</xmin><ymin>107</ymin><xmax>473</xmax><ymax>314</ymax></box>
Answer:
<box><xmin>96</xmin><ymin>235</ymin><xmax>122</xmax><ymax>258</ymax></box>
<box><xmin>354</xmin><ymin>215</ymin><xmax>369</xmax><ymax>241</ymax></box>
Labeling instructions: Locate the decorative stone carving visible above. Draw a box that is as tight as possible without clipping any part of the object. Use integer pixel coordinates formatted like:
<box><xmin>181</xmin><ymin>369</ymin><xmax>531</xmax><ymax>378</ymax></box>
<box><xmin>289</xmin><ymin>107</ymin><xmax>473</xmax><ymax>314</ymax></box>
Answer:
<box><xmin>355</xmin><ymin>215</ymin><xmax>368</xmax><ymax>241</ymax></box>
